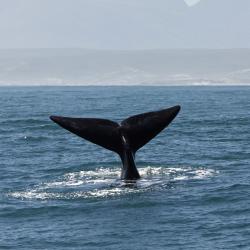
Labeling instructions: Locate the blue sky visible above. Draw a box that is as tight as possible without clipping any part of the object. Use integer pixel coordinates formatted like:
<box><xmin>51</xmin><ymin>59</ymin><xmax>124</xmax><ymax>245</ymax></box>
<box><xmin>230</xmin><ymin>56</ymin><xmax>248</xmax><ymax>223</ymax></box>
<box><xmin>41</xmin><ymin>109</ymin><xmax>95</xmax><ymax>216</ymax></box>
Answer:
<box><xmin>0</xmin><ymin>0</ymin><xmax>249</xmax><ymax>50</ymax></box>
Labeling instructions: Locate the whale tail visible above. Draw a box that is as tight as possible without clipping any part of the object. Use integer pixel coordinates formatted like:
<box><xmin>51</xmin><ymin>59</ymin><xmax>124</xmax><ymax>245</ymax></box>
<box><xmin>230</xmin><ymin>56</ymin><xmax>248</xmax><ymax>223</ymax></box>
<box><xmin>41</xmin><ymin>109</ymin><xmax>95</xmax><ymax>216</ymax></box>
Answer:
<box><xmin>50</xmin><ymin>105</ymin><xmax>181</xmax><ymax>180</ymax></box>
<box><xmin>50</xmin><ymin>105</ymin><xmax>180</xmax><ymax>154</ymax></box>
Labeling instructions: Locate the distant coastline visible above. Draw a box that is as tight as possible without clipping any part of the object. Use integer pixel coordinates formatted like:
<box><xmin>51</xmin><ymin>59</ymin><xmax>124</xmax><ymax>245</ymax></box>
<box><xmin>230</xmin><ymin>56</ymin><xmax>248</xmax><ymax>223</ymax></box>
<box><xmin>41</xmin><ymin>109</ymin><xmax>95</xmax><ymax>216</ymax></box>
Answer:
<box><xmin>1</xmin><ymin>83</ymin><xmax>250</xmax><ymax>87</ymax></box>
<box><xmin>1</xmin><ymin>48</ymin><xmax>250</xmax><ymax>86</ymax></box>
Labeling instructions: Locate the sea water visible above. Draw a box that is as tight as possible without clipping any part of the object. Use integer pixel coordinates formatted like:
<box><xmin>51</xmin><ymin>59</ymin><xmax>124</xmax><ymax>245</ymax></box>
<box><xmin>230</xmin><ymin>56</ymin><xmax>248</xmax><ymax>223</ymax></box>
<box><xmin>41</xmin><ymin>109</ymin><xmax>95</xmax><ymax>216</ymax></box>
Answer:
<box><xmin>0</xmin><ymin>86</ymin><xmax>249</xmax><ymax>249</ymax></box>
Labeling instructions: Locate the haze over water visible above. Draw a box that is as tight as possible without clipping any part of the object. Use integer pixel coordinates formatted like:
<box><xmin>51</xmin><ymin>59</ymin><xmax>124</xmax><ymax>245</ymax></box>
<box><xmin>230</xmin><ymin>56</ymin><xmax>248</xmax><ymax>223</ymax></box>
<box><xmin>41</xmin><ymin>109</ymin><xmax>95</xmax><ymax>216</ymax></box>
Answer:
<box><xmin>1</xmin><ymin>86</ymin><xmax>250</xmax><ymax>249</ymax></box>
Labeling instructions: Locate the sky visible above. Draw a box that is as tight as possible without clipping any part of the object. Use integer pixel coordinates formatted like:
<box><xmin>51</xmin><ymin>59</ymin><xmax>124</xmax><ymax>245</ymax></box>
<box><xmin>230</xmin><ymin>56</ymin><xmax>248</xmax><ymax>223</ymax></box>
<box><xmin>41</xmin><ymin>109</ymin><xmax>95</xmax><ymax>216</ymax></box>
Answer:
<box><xmin>183</xmin><ymin>0</ymin><xmax>201</xmax><ymax>7</ymax></box>
<box><xmin>0</xmin><ymin>0</ymin><xmax>250</xmax><ymax>50</ymax></box>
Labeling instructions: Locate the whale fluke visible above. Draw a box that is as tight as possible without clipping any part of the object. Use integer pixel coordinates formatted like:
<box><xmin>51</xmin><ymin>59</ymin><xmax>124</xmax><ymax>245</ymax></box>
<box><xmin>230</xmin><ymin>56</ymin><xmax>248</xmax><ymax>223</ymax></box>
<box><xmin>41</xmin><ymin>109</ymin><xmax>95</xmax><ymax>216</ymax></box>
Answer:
<box><xmin>50</xmin><ymin>105</ymin><xmax>181</xmax><ymax>180</ymax></box>
<box><xmin>121</xmin><ymin>105</ymin><xmax>180</xmax><ymax>152</ymax></box>
<box><xmin>50</xmin><ymin>116</ymin><xmax>122</xmax><ymax>154</ymax></box>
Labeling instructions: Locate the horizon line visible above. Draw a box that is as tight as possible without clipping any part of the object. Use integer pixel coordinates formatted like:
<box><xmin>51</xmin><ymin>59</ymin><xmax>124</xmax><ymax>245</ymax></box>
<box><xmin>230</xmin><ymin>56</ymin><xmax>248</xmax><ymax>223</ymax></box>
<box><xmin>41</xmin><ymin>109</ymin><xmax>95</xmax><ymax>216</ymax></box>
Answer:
<box><xmin>1</xmin><ymin>83</ymin><xmax>250</xmax><ymax>87</ymax></box>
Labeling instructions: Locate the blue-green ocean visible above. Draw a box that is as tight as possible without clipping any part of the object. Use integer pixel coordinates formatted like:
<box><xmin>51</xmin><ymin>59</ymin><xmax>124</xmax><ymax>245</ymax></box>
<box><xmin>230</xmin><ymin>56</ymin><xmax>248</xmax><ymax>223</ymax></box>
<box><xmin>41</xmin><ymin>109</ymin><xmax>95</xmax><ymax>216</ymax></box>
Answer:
<box><xmin>0</xmin><ymin>86</ymin><xmax>250</xmax><ymax>249</ymax></box>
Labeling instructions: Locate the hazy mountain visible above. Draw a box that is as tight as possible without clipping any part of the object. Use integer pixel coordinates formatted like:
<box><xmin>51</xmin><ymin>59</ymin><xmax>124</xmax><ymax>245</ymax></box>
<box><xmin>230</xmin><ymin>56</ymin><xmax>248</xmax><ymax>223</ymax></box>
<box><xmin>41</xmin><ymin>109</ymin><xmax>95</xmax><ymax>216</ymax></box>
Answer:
<box><xmin>0</xmin><ymin>49</ymin><xmax>250</xmax><ymax>85</ymax></box>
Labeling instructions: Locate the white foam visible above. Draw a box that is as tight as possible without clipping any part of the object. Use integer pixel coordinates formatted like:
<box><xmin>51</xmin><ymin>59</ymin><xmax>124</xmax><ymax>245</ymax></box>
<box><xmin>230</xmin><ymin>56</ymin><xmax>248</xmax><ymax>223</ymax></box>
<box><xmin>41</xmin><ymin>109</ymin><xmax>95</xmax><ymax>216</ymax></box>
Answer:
<box><xmin>8</xmin><ymin>166</ymin><xmax>219</xmax><ymax>200</ymax></box>
<box><xmin>10</xmin><ymin>191</ymin><xmax>63</xmax><ymax>200</ymax></box>
<box><xmin>174</xmin><ymin>176</ymin><xmax>189</xmax><ymax>181</ymax></box>
<box><xmin>193</xmin><ymin>169</ymin><xmax>218</xmax><ymax>179</ymax></box>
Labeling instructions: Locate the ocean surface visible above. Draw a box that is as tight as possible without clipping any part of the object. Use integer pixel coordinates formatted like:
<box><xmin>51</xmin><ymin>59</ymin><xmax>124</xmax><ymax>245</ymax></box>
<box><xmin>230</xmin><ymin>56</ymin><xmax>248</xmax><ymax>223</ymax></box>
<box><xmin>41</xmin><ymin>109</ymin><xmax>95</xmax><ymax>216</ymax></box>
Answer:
<box><xmin>0</xmin><ymin>86</ymin><xmax>250</xmax><ymax>249</ymax></box>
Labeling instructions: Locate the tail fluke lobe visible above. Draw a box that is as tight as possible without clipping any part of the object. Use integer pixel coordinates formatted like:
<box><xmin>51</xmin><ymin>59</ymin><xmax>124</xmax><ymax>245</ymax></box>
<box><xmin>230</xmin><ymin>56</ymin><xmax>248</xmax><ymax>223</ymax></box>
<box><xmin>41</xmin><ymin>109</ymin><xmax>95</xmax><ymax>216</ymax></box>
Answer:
<box><xmin>50</xmin><ymin>105</ymin><xmax>181</xmax><ymax>180</ymax></box>
<box><xmin>50</xmin><ymin>116</ymin><xmax>123</xmax><ymax>154</ymax></box>
<box><xmin>120</xmin><ymin>105</ymin><xmax>181</xmax><ymax>152</ymax></box>
<box><xmin>50</xmin><ymin>105</ymin><xmax>180</xmax><ymax>155</ymax></box>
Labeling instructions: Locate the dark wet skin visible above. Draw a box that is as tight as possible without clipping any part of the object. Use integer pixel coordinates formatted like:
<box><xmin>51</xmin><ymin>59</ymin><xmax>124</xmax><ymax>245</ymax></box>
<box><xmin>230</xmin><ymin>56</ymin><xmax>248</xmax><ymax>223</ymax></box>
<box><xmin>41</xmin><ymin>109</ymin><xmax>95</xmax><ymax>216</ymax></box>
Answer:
<box><xmin>120</xmin><ymin>133</ymin><xmax>140</xmax><ymax>180</ymax></box>
<box><xmin>50</xmin><ymin>105</ymin><xmax>181</xmax><ymax>180</ymax></box>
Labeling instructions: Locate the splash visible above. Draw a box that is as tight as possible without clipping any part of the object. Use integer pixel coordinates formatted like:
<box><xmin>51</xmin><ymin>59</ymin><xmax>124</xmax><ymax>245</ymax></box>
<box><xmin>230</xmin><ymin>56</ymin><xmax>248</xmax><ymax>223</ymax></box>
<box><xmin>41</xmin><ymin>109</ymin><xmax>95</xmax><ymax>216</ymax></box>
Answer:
<box><xmin>9</xmin><ymin>166</ymin><xmax>218</xmax><ymax>200</ymax></box>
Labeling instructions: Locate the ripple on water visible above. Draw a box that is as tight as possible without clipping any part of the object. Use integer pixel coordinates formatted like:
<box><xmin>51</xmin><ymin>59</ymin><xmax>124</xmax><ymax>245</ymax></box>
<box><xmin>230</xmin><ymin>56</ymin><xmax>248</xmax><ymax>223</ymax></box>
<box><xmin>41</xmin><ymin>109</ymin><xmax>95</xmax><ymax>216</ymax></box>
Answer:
<box><xmin>8</xmin><ymin>166</ymin><xmax>218</xmax><ymax>200</ymax></box>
